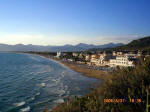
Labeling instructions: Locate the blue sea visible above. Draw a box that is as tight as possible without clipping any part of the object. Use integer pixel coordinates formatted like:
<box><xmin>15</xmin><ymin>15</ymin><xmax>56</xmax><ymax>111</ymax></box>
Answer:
<box><xmin>0</xmin><ymin>53</ymin><xmax>99</xmax><ymax>112</ymax></box>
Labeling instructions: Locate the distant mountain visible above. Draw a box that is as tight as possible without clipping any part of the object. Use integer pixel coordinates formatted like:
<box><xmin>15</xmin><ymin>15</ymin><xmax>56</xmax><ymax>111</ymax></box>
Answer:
<box><xmin>0</xmin><ymin>42</ymin><xmax>124</xmax><ymax>52</ymax></box>
<box><xmin>114</xmin><ymin>36</ymin><xmax>150</xmax><ymax>51</ymax></box>
<box><xmin>76</xmin><ymin>43</ymin><xmax>124</xmax><ymax>49</ymax></box>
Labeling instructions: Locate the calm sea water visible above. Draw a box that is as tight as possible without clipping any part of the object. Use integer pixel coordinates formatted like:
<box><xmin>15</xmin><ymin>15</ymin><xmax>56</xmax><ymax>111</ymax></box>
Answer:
<box><xmin>0</xmin><ymin>53</ymin><xmax>99</xmax><ymax>112</ymax></box>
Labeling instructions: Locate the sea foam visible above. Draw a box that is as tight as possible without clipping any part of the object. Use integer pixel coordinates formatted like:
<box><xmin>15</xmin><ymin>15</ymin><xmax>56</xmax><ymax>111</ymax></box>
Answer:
<box><xmin>13</xmin><ymin>101</ymin><xmax>25</xmax><ymax>107</ymax></box>
<box><xmin>54</xmin><ymin>99</ymin><xmax>64</xmax><ymax>103</ymax></box>
<box><xmin>20</xmin><ymin>106</ymin><xmax>30</xmax><ymax>112</ymax></box>
<box><xmin>36</xmin><ymin>92</ymin><xmax>40</xmax><ymax>96</ymax></box>
<box><xmin>40</xmin><ymin>83</ymin><xmax>46</xmax><ymax>87</ymax></box>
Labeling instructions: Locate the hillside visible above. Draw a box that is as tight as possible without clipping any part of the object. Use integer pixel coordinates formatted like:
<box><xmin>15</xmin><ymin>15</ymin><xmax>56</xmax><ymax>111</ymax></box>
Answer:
<box><xmin>88</xmin><ymin>36</ymin><xmax>150</xmax><ymax>53</ymax></box>
<box><xmin>114</xmin><ymin>36</ymin><xmax>150</xmax><ymax>51</ymax></box>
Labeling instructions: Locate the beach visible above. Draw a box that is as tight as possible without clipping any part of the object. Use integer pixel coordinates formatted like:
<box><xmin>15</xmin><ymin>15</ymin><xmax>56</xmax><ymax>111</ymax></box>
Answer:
<box><xmin>28</xmin><ymin>53</ymin><xmax>110</xmax><ymax>80</ymax></box>
<box><xmin>54</xmin><ymin>59</ymin><xmax>110</xmax><ymax>80</ymax></box>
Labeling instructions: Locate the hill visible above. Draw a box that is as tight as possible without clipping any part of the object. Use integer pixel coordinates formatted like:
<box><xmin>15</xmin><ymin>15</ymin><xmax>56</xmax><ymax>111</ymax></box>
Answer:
<box><xmin>88</xmin><ymin>36</ymin><xmax>150</xmax><ymax>53</ymax></box>
<box><xmin>114</xmin><ymin>36</ymin><xmax>150</xmax><ymax>51</ymax></box>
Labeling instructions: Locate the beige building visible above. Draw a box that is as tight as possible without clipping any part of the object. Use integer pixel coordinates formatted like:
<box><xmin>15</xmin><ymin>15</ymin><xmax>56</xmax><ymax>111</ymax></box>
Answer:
<box><xmin>78</xmin><ymin>53</ymin><xmax>84</xmax><ymax>59</ymax></box>
<box><xmin>113</xmin><ymin>51</ymin><xmax>117</xmax><ymax>56</ymax></box>
<box><xmin>85</xmin><ymin>55</ymin><xmax>91</xmax><ymax>61</ymax></box>
<box><xmin>90</xmin><ymin>54</ymin><xmax>99</xmax><ymax>66</ymax></box>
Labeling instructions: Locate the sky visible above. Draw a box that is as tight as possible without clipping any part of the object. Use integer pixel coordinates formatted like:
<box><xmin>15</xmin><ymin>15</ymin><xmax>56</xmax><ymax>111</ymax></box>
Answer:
<box><xmin>0</xmin><ymin>0</ymin><xmax>150</xmax><ymax>45</ymax></box>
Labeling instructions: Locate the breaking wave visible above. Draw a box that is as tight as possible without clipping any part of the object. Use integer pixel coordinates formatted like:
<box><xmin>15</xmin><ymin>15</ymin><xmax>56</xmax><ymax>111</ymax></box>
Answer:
<box><xmin>40</xmin><ymin>83</ymin><xmax>46</xmax><ymax>87</ymax></box>
<box><xmin>20</xmin><ymin>106</ymin><xmax>30</xmax><ymax>112</ymax></box>
<box><xmin>13</xmin><ymin>101</ymin><xmax>25</xmax><ymax>107</ymax></box>
<box><xmin>54</xmin><ymin>99</ymin><xmax>64</xmax><ymax>103</ymax></box>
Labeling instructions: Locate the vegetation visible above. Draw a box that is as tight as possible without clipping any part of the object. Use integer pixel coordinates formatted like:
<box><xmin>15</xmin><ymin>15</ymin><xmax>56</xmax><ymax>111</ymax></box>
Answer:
<box><xmin>25</xmin><ymin>51</ymin><xmax>57</xmax><ymax>57</ymax></box>
<box><xmin>114</xmin><ymin>36</ymin><xmax>150</xmax><ymax>52</ymax></box>
<box><xmin>43</xmin><ymin>57</ymin><xmax>150</xmax><ymax>112</ymax></box>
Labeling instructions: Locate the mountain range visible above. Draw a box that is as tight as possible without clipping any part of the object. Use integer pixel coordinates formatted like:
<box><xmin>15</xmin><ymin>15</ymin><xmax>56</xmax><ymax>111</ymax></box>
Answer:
<box><xmin>0</xmin><ymin>43</ymin><xmax>124</xmax><ymax>52</ymax></box>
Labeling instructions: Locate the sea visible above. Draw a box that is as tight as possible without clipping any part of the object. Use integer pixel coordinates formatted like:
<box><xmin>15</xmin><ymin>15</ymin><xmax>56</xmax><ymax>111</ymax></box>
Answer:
<box><xmin>0</xmin><ymin>53</ymin><xmax>99</xmax><ymax>112</ymax></box>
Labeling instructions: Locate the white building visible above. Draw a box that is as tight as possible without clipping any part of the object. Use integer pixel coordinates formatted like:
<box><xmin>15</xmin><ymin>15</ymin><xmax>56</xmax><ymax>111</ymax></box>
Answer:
<box><xmin>56</xmin><ymin>52</ymin><xmax>63</xmax><ymax>58</ymax></box>
<box><xmin>85</xmin><ymin>55</ymin><xmax>91</xmax><ymax>61</ymax></box>
<box><xmin>109</xmin><ymin>56</ymin><xmax>135</xmax><ymax>67</ymax></box>
<box><xmin>90</xmin><ymin>53</ymin><xmax>113</xmax><ymax>66</ymax></box>
<box><xmin>72</xmin><ymin>52</ymin><xmax>79</xmax><ymax>57</ymax></box>
<box><xmin>90</xmin><ymin>54</ymin><xmax>99</xmax><ymax>66</ymax></box>
<box><xmin>113</xmin><ymin>51</ymin><xmax>117</xmax><ymax>56</ymax></box>
<box><xmin>137</xmin><ymin>50</ymin><xmax>142</xmax><ymax>57</ymax></box>
<box><xmin>116</xmin><ymin>52</ymin><xmax>123</xmax><ymax>56</ymax></box>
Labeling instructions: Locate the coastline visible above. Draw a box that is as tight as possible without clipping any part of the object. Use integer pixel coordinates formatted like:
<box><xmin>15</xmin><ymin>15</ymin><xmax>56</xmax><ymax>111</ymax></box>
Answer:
<box><xmin>27</xmin><ymin>53</ymin><xmax>110</xmax><ymax>80</ymax></box>
<box><xmin>54</xmin><ymin>58</ymin><xmax>110</xmax><ymax>80</ymax></box>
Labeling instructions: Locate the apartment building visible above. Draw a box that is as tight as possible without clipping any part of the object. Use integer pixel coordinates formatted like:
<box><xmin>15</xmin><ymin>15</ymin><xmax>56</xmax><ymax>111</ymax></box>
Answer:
<box><xmin>109</xmin><ymin>56</ymin><xmax>135</xmax><ymax>67</ymax></box>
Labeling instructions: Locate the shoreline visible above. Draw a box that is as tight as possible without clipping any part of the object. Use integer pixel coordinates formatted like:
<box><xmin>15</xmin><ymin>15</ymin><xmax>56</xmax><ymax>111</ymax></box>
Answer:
<box><xmin>27</xmin><ymin>53</ymin><xmax>110</xmax><ymax>80</ymax></box>
<box><xmin>54</xmin><ymin>58</ymin><xmax>110</xmax><ymax>80</ymax></box>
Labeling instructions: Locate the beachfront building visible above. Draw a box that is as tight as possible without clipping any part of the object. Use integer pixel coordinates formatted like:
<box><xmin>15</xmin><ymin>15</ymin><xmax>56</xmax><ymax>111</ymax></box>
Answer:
<box><xmin>116</xmin><ymin>52</ymin><xmax>123</xmax><ymax>56</ymax></box>
<box><xmin>97</xmin><ymin>52</ymin><xmax>115</xmax><ymax>66</ymax></box>
<box><xmin>124</xmin><ymin>52</ymin><xmax>137</xmax><ymax>58</ymax></box>
<box><xmin>98</xmin><ymin>55</ymin><xmax>112</xmax><ymax>66</ymax></box>
<box><xmin>85</xmin><ymin>55</ymin><xmax>91</xmax><ymax>62</ymax></box>
<box><xmin>72</xmin><ymin>52</ymin><xmax>79</xmax><ymax>57</ymax></box>
<box><xmin>109</xmin><ymin>56</ymin><xmax>135</xmax><ymax>67</ymax></box>
<box><xmin>56</xmin><ymin>52</ymin><xmax>63</xmax><ymax>58</ymax></box>
<box><xmin>112</xmin><ymin>51</ymin><xmax>117</xmax><ymax>56</ymax></box>
<box><xmin>89</xmin><ymin>52</ymin><xmax>113</xmax><ymax>66</ymax></box>
<box><xmin>67</xmin><ymin>59</ymin><xmax>73</xmax><ymax>62</ymax></box>
<box><xmin>123</xmin><ymin>50</ymin><xmax>143</xmax><ymax>58</ymax></box>
<box><xmin>90</xmin><ymin>54</ymin><xmax>99</xmax><ymax>66</ymax></box>
<box><xmin>137</xmin><ymin>50</ymin><xmax>143</xmax><ymax>57</ymax></box>
<box><xmin>78</xmin><ymin>53</ymin><xmax>84</xmax><ymax>59</ymax></box>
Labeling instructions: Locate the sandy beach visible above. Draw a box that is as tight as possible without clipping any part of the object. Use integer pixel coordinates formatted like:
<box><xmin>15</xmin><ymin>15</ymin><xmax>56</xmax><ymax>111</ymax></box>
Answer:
<box><xmin>28</xmin><ymin>53</ymin><xmax>110</xmax><ymax>80</ymax></box>
<box><xmin>55</xmin><ymin>59</ymin><xmax>110</xmax><ymax>80</ymax></box>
